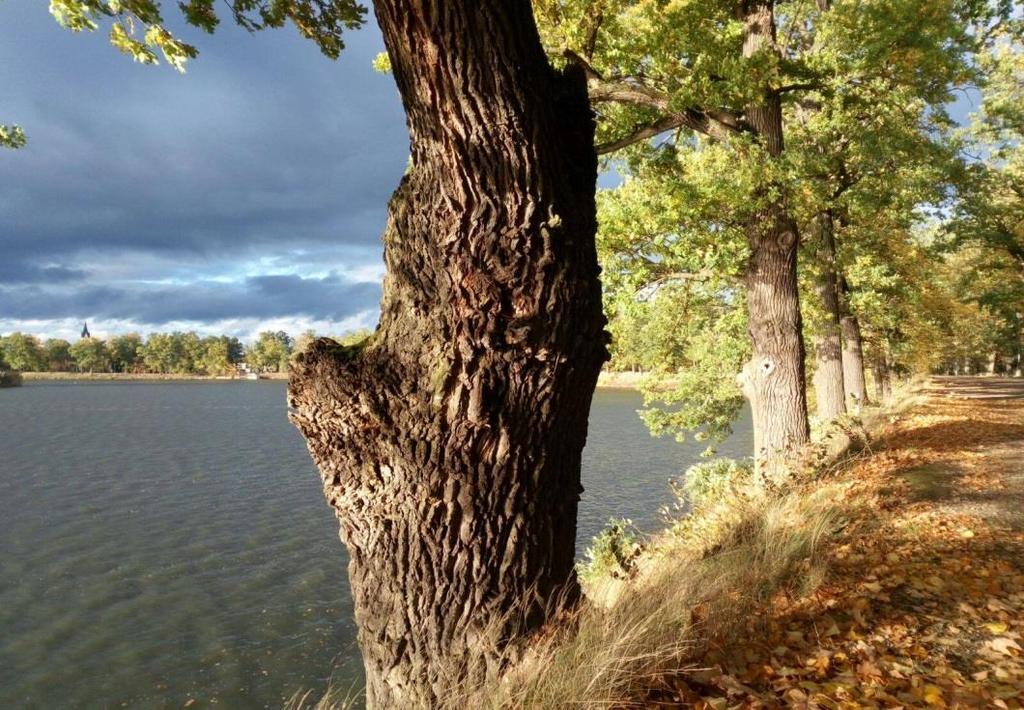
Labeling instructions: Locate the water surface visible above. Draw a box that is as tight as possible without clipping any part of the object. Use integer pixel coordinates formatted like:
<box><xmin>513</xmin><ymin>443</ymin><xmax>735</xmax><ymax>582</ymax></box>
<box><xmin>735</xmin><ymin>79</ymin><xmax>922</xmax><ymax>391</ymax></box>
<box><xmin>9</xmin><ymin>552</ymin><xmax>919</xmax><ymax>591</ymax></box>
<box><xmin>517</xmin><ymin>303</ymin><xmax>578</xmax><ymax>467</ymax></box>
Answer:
<box><xmin>0</xmin><ymin>381</ymin><xmax>751</xmax><ymax>708</ymax></box>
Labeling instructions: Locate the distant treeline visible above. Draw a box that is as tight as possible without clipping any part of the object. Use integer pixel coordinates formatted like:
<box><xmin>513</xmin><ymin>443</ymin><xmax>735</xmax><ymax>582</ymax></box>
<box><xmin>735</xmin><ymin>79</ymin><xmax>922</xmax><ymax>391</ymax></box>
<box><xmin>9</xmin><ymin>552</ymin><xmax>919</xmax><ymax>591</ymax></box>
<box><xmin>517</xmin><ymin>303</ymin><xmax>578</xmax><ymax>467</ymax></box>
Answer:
<box><xmin>0</xmin><ymin>329</ymin><xmax>371</xmax><ymax>375</ymax></box>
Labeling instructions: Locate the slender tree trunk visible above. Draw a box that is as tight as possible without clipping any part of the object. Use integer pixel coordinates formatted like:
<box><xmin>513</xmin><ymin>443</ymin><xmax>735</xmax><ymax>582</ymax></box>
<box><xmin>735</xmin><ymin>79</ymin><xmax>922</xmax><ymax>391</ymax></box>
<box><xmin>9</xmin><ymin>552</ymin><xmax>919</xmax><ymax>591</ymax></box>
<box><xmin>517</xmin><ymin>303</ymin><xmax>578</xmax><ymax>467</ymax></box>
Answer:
<box><xmin>872</xmin><ymin>357</ymin><xmax>889</xmax><ymax>400</ymax></box>
<box><xmin>738</xmin><ymin>0</ymin><xmax>810</xmax><ymax>474</ymax></box>
<box><xmin>811</xmin><ymin>210</ymin><xmax>846</xmax><ymax>423</ymax></box>
<box><xmin>288</xmin><ymin>3</ymin><xmax>606</xmax><ymax>705</ymax></box>
<box><xmin>838</xmin><ymin>276</ymin><xmax>868</xmax><ymax>410</ymax></box>
<box><xmin>1016</xmin><ymin>319</ymin><xmax>1023</xmax><ymax>377</ymax></box>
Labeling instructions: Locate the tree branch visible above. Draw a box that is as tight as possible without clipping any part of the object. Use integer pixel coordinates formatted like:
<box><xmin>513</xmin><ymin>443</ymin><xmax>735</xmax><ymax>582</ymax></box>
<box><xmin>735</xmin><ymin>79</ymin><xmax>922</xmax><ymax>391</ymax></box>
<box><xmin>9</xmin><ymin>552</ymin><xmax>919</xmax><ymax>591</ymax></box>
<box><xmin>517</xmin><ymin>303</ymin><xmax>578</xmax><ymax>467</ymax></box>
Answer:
<box><xmin>562</xmin><ymin>49</ymin><xmax>603</xmax><ymax>81</ymax></box>
<box><xmin>777</xmin><ymin>82</ymin><xmax>820</xmax><ymax>94</ymax></box>
<box><xmin>596</xmin><ymin>114</ymin><xmax>687</xmax><ymax>154</ymax></box>
<box><xmin>583</xmin><ymin>9</ymin><xmax>604</xmax><ymax>60</ymax></box>
<box><xmin>587</xmin><ymin>76</ymin><xmax>671</xmax><ymax>112</ymax></box>
<box><xmin>565</xmin><ymin>52</ymin><xmax>751</xmax><ymax>152</ymax></box>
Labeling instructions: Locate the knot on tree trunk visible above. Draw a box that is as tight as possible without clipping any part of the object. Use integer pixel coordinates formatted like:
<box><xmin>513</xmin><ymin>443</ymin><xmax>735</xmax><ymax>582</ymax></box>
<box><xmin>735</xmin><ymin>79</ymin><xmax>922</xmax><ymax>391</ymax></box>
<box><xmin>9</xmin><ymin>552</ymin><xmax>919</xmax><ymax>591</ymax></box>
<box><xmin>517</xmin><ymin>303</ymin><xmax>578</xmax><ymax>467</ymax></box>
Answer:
<box><xmin>288</xmin><ymin>337</ymin><xmax>396</xmax><ymax>515</ymax></box>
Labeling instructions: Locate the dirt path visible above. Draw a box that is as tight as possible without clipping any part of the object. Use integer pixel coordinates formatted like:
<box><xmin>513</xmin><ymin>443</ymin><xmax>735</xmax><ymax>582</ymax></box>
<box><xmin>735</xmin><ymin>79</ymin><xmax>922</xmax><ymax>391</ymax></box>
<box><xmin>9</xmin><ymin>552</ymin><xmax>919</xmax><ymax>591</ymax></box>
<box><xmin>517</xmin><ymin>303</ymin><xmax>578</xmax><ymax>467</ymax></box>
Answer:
<box><xmin>669</xmin><ymin>377</ymin><xmax>1024</xmax><ymax>708</ymax></box>
<box><xmin>919</xmin><ymin>377</ymin><xmax>1024</xmax><ymax>534</ymax></box>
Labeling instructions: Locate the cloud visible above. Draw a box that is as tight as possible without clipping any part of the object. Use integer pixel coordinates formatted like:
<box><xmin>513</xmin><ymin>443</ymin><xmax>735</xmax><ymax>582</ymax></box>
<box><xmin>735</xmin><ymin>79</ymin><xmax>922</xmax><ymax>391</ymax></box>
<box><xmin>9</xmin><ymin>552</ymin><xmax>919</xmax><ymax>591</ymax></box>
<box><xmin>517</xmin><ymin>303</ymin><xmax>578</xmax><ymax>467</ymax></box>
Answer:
<box><xmin>0</xmin><ymin>273</ymin><xmax>381</xmax><ymax>323</ymax></box>
<box><xmin>0</xmin><ymin>260</ymin><xmax>87</xmax><ymax>284</ymax></box>
<box><xmin>0</xmin><ymin>3</ymin><xmax>406</xmax><ymax>338</ymax></box>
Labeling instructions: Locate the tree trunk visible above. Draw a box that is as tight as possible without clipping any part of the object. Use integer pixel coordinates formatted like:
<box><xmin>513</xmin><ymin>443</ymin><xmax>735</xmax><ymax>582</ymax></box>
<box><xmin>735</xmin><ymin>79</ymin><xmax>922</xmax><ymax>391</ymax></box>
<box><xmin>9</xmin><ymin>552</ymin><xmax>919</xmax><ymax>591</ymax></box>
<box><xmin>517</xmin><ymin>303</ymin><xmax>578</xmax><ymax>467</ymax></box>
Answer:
<box><xmin>288</xmin><ymin>3</ymin><xmax>606</xmax><ymax>705</ymax></box>
<box><xmin>1016</xmin><ymin>320</ymin><xmax>1023</xmax><ymax>376</ymax></box>
<box><xmin>838</xmin><ymin>276</ymin><xmax>868</xmax><ymax>410</ymax></box>
<box><xmin>738</xmin><ymin>0</ymin><xmax>810</xmax><ymax>474</ymax></box>
<box><xmin>872</xmin><ymin>356</ymin><xmax>892</xmax><ymax>400</ymax></box>
<box><xmin>810</xmin><ymin>210</ymin><xmax>846</xmax><ymax>423</ymax></box>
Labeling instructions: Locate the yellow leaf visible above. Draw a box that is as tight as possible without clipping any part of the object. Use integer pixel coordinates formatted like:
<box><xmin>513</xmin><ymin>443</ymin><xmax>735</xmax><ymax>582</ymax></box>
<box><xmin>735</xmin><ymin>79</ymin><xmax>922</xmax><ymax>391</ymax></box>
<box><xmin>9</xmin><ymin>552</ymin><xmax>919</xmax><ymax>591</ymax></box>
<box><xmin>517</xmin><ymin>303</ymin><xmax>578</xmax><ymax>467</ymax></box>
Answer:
<box><xmin>985</xmin><ymin>622</ymin><xmax>1009</xmax><ymax>634</ymax></box>
<box><xmin>923</xmin><ymin>684</ymin><xmax>944</xmax><ymax>705</ymax></box>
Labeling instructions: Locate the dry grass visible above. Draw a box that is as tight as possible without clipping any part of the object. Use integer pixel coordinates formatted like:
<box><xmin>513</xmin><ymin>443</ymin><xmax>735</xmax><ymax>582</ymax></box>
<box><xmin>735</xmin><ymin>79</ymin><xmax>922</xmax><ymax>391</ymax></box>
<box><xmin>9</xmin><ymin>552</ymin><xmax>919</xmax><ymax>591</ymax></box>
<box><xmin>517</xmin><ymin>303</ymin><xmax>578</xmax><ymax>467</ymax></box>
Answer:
<box><xmin>449</xmin><ymin>481</ymin><xmax>845</xmax><ymax>709</ymax></box>
<box><xmin>289</xmin><ymin>383</ymin><xmax>936</xmax><ymax>709</ymax></box>
<box><xmin>284</xmin><ymin>684</ymin><xmax>363</xmax><ymax>710</ymax></box>
<box><xmin>290</xmin><ymin>481</ymin><xmax>845</xmax><ymax>709</ymax></box>
<box><xmin>291</xmin><ymin>479</ymin><xmax>849</xmax><ymax>710</ymax></box>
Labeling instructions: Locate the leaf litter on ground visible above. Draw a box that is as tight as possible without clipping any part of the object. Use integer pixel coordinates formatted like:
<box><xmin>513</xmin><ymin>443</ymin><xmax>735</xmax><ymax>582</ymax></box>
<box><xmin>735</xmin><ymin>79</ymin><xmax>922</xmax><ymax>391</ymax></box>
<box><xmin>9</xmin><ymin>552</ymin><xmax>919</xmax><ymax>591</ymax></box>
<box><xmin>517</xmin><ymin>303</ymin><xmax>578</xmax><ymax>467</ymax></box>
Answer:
<box><xmin>649</xmin><ymin>392</ymin><xmax>1024</xmax><ymax>709</ymax></box>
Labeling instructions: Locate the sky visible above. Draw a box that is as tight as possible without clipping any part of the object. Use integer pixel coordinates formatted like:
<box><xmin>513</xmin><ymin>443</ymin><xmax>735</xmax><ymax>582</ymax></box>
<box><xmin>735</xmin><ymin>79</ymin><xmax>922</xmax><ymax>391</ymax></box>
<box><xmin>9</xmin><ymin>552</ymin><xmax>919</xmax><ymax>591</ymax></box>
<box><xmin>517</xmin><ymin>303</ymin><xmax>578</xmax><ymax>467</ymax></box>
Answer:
<box><xmin>0</xmin><ymin>4</ymin><xmax>984</xmax><ymax>344</ymax></box>
<box><xmin>0</xmin><ymin>2</ymin><xmax>409</xmax><ymax>342</ymax></box>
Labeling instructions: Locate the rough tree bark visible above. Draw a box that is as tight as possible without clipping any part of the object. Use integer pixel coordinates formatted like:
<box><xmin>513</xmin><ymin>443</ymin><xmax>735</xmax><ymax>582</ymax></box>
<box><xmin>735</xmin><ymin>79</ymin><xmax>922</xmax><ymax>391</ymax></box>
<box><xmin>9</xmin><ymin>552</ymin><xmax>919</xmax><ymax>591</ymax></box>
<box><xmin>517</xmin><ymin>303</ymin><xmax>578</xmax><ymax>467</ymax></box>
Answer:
<box><xmin>288</xmin><ymin>2</ymin><xmax>606</xmax><ymax>705</ymax></box>
<box><xmin>738</xmin><ymin>0</ymin><xmax>810</xmax><ymax>474</ymax></box>
<box><xmin>838</xmin><ymin>275</ymin><xmax>868</xmax><ymax>411</ymax></box>
<box><xmin>811</xmin><ymin>210</ymin><xmax>846</xmax><ymax>423</ymax></box>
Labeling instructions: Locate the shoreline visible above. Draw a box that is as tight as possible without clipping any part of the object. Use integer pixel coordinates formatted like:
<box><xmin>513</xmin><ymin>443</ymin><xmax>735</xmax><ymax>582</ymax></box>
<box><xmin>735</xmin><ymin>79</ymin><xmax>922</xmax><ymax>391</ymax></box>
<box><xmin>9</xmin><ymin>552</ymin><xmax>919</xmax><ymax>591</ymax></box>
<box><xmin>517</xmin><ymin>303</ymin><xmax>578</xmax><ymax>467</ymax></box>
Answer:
<box><xmin>595</xmin><ymin>371</ymin><xmax>649</xmax><ymax>389</ymax></box>
<box><xmin>22</xmin><ymin>370</ymin><xmax>656</xmax><ymax>388</ymax></box>
<box><xmin>21</xmin><ymin>371</ymin><xmax>290</xmax><ymax>382</ymax></box>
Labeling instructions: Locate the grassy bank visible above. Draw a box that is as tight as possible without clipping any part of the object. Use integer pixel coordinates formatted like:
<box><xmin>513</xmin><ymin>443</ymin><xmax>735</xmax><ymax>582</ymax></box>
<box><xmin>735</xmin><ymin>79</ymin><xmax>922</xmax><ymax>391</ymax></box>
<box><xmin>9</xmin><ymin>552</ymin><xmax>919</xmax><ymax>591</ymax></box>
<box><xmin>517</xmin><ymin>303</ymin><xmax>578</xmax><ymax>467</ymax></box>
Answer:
<box><xmin>445</xmin><ymin>385</ymin><xmax>920</xmax><ymax>708</ymax></box>
<box><xmin>292</xmin><ymin>383</ymin><xmax>922</xmax><ymax>709</ymax></box>
<box><xmin>465</xmin><ymin>478</ymin><xmax>849</xmax><ymax>708</ymax></box>
<box><xmin>595</xmin><ymin>371</ymin><xmax>650</xmax><ymax>389</ymax></box>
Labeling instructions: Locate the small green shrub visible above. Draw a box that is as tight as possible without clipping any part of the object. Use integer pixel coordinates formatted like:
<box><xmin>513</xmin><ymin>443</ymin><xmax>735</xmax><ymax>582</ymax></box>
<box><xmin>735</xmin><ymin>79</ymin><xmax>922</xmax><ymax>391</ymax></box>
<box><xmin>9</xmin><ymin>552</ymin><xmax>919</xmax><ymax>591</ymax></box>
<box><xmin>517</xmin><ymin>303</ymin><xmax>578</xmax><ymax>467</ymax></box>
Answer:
<box><xmin>673</xmin><ymin>457</ymin><xmax>753</xmax><ymax>509</ymax></box>
<box><xmin>663</xmin><ymin>457</ymin><xmax>756</xmax><ymax>554</ymax></box>
<box><xmin>577</xmin><ymin>518</ymin><xmax>643</xmax><ymax>585</ymax></box>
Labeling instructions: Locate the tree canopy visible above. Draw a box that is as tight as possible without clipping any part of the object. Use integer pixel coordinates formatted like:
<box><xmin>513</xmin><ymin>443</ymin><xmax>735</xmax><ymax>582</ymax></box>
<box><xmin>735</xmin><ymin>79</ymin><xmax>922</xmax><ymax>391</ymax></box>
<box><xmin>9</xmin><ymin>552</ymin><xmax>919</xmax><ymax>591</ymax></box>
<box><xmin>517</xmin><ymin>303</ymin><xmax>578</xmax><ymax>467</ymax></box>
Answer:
<box><xmin>535</xmin><ymin>0</ymin><xmax>1022</xmax><ymax>446</ymax></box>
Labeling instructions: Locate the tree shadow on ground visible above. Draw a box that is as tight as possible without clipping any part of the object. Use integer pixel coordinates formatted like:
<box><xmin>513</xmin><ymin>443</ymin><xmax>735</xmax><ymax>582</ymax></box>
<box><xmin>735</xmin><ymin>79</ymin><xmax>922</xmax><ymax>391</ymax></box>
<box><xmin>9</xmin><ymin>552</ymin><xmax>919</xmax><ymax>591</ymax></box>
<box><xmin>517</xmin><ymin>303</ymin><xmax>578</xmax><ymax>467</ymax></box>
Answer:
<box><xmin>875</xmin><ymin>418</ymin><xmax>1024</xmax><ymax>454</ymax></box>
<box><xmin>895</xmin><ymin>462</ymin><xmax>964</xmax><ymax>502</ymax></box>
<box><xmin>926</xmin><ymin>376</ymin><xmax>1024</xmax><ymax>400</ymax></box>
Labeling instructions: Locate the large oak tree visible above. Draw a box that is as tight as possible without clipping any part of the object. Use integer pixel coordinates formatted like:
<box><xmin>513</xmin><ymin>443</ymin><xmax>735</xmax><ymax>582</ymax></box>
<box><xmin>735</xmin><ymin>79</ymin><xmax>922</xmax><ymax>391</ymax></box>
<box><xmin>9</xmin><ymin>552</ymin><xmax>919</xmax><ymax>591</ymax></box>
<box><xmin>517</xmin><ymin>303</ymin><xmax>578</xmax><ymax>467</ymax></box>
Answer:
<box><xmin>37</xmin><ymin>0</ymin><xmax>607</xmax><ymax>705</ymax></box>
<box><xmin>537</xmin><ymin>0</ymin><xmax>812</xmax><ymax>473</ymax></box>
<box><xmin>288</xmin><ymin>4</ymin><xmax>607</xmax><ymax>705</ymax></box>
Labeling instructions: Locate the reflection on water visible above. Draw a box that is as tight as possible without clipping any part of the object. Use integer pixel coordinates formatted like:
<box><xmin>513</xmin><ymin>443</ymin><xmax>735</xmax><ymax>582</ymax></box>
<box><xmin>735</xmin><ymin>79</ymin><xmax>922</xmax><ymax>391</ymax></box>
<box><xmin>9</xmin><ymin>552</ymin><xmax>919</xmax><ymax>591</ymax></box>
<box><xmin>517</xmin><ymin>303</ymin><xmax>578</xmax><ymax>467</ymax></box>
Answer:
<box><xmin>0</xmin><ymin>381</ymin><xmax>751</xmax><ymax>708</ymax></box>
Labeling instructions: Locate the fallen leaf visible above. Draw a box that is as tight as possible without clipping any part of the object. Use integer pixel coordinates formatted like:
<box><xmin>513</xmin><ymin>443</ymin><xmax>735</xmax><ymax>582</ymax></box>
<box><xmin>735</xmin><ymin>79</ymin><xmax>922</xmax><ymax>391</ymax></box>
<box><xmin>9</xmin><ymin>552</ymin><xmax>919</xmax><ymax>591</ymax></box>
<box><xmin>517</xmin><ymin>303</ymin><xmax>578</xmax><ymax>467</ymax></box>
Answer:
<box><xmin>923</xmin><ymin>684</ymin><xmax>944</xmax><ymax>705</ymax></box>
<box><xmin>987</xmin><ymin>637</ymin><xmax>1022</xmax><ymax>656</ymax></box>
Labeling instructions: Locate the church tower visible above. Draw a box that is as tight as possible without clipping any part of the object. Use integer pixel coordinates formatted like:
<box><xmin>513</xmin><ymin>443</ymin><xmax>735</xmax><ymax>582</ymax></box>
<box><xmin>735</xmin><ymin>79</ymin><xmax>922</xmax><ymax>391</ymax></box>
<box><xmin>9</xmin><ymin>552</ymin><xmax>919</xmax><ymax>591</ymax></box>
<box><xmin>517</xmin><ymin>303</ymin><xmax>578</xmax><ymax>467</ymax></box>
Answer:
<box><xmin>81</xmin><ymin>322</ymin><xmax>91</xmax><ymax>339</ymax></box>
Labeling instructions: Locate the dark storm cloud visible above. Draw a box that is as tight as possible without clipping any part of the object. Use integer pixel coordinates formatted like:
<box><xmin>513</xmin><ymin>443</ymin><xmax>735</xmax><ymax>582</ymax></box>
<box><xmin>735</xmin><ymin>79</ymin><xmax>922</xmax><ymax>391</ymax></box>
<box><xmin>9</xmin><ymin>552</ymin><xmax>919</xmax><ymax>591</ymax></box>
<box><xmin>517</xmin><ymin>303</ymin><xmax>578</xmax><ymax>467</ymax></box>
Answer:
<box><xmin>0</xmin><ymin>274</ymin><xmax>381</xmax><ymax>323</ymax></box>
<box><xmin>0</xmin><ymin>1</ymin><xmax>406</xmax><ymax>331</ymax></box>
<box><xmin>0</xmin><ymin>260</ymin><xmax>86</xmax><ymax>284</ymax></box>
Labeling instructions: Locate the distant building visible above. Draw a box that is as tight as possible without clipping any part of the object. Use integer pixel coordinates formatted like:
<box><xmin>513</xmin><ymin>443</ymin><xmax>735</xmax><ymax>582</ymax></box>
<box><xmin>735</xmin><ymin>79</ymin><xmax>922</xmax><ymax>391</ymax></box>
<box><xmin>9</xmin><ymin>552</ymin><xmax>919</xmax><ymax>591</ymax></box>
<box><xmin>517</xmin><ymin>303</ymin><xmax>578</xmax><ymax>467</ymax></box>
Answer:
<box><xmin>81</xmin><ymin>322</ymin><xmax>91</xmax><ymax>339</ymax></box>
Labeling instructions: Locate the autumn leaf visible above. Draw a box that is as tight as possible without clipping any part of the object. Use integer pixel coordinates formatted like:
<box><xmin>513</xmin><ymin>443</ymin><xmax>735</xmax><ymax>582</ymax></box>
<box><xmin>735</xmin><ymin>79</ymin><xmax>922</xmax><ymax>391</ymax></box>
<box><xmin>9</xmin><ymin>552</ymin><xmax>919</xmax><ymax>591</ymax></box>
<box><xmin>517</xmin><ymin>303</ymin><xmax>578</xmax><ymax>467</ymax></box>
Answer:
<box><xmin>986</xmin><ymin>637</ymin><xmax>1022</xmax><ymax>656</ymax></box>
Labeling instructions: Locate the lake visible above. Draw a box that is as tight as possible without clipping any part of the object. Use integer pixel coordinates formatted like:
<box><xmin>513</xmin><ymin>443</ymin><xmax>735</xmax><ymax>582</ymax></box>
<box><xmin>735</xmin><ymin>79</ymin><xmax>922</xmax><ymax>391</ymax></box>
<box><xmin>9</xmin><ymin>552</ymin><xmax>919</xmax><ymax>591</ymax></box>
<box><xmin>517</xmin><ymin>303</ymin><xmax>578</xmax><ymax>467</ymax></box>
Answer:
<box><xmin>0</xmin><ymin>381</ymin><xmax>752</xmax><ymax>708</ymax></box>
